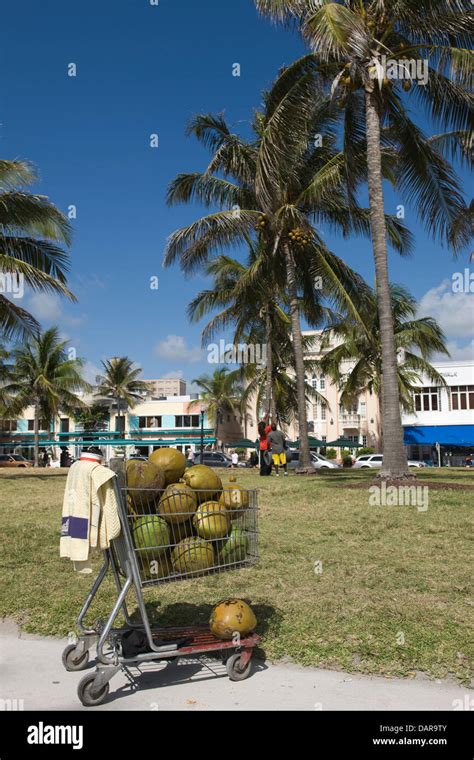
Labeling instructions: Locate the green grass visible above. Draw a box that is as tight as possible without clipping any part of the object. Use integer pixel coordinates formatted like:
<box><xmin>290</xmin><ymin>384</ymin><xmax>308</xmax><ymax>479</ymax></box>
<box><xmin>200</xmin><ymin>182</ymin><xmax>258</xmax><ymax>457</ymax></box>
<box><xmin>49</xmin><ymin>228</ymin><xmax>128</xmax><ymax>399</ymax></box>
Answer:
<box><xmin>0</xmin><ymin>468</ymin><xmax>472</xmax><ymax>683</ymax></box>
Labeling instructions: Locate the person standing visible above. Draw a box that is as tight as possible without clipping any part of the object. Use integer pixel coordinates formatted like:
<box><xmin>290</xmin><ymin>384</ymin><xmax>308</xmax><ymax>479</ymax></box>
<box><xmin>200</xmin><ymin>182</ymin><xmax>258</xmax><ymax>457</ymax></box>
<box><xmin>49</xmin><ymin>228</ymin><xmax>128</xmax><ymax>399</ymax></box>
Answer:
<box><xmin>187</xmin><ymin>449</ymin><xmax>195</xmax><ymax>466</ymax></box>
<box><xmin>257</xmin><ymin>415</ymin><xmax>272</xmax><ymax>476</ymax></box>
<box><xmin>231</xmin><ymin>451</ymin><xmax>239</xmax><ymax>468</ymax></box>
<box><xmin>267</xmin><ymin>423</ymin><xmax>288</xmax><ymax>477</ymax></box>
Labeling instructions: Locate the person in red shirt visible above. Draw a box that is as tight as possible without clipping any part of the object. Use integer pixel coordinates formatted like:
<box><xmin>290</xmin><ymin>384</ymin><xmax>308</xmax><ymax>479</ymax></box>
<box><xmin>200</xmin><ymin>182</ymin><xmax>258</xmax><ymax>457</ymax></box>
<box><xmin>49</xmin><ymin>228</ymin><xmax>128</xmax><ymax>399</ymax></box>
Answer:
<box><xmin>257</xmin><ymin>413</ymin><xmax>273</xmax><ymax>476</ymax></box>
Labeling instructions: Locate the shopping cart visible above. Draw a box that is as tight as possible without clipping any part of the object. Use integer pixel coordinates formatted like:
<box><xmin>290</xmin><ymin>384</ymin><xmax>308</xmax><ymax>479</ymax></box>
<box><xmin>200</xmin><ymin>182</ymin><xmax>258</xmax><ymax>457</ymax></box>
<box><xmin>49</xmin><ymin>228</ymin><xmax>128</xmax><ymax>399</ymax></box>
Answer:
<box><xmin>62</xmin><ymin>473</ymin><xmax>260</xmax><ymax>706</ymax></box>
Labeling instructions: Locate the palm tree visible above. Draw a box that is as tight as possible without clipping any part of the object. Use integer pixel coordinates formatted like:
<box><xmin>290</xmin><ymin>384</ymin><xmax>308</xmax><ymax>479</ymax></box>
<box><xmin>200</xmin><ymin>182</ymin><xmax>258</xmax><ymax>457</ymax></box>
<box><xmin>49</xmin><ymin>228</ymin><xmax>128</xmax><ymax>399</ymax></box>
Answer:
<box><xmin>0</xmin><ymin>346</ymin><xmax>12</xmax><ymax>409</ymax></box>
<box><xmin>165</xmin><ymin>75</ymin><xmax>409</xmax><ymax>469</ymax></box>
<box><xmin>95</xmin><ymin>358</ymin><xmax>151</xmax><ymax>434</ymax></box>
<box><xmin>254</xmin><ymin>1</ymin><xmax>472</xmax><ymax>478</ymax></box>
<box><xmin>319</xmin><ymin>283</ymin><xmax>450</xmax><ymax>417</ymax></box>
<box><xmin>4</xmin><ymin>328</ymin><xmax>91</xmax><ymax>466</ymax></box>
<box><xmin>188</xmin><ymin>251</ymin><xmax>326</xmax><ymax>428</ymax></box>
<box><xmin>0</xmin><ymin>159</ymin><xmax>75</xmax><ymax>339</ymax></box>
<box><xmin>190</xmin><ymin>368</ymin><xmax>242</xmax><ymax>448</ymax></box>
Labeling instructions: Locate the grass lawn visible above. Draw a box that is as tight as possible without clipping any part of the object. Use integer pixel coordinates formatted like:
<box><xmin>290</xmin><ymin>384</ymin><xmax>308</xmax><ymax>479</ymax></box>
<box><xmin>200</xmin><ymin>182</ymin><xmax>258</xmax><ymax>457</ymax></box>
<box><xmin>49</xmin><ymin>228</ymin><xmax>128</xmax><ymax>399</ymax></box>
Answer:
<box><xmin>0</xmin><ymin>467</ymin><xmax>472</xmax><ymax>683</ymax></box>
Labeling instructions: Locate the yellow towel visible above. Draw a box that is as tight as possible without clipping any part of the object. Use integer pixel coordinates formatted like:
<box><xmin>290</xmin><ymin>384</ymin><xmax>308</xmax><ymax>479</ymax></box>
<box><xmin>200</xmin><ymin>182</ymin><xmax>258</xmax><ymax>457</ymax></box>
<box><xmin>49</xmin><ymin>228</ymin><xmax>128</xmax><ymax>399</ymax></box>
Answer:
<box><xmin>60</xmin><ymin>461</ymin><xmax>121</xmax><ymax>573</ymax></box>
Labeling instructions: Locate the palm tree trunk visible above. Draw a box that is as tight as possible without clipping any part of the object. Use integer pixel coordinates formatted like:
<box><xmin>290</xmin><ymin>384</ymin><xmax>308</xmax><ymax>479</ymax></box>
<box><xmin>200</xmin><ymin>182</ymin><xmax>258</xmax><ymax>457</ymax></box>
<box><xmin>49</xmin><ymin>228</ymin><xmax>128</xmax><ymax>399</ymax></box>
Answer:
<box><xmin>365</xmin><ymin>89</ymin><xmax>410</xmax><ymax>479</ymax></box>
<box><xmin>264</xmin><ymin>309</ymin><xmax>274</xmax><ymax>417</ymax></box>
<box><xmin>33</xmin><ymin>402</ymin><xmax>39</xmax><ymax>467</ymax></box>
<box><xmin>285</xmin><ymin>242</ymin><xmax>311</xmax><ymax>470</ymax></box>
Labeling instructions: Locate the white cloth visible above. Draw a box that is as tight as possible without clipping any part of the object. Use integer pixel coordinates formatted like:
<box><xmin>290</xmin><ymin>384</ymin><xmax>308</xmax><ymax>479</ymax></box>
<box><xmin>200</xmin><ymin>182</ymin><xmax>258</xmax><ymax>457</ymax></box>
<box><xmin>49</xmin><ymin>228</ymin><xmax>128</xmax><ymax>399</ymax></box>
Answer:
<box><xmin>60</xmin><ymin>460</ymin><xmax>121</xmax><ymax>573</ymax></box>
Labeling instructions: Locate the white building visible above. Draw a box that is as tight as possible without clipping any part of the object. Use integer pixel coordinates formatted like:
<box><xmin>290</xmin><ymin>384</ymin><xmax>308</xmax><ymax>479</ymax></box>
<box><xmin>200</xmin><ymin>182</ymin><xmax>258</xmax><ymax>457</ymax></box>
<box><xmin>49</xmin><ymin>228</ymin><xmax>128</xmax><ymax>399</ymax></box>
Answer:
<box><xmin>402</xmin><ymin>360</ymin><xmax>474</xmax><ymax>465</ymax></box>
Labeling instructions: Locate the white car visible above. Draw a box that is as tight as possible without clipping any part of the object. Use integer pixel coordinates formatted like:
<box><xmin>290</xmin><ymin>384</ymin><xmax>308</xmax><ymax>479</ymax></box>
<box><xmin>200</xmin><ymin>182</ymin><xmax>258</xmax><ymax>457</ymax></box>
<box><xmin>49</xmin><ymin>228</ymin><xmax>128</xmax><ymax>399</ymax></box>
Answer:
<box><xmin>289</xmin><ymin>451</ymin><xmax>342</xmax><ymax>469</ymax></box>
<box><xmin>353</xmin><ymin>454</ymin><xmax>426</xmax><ymax>469</ymax></box>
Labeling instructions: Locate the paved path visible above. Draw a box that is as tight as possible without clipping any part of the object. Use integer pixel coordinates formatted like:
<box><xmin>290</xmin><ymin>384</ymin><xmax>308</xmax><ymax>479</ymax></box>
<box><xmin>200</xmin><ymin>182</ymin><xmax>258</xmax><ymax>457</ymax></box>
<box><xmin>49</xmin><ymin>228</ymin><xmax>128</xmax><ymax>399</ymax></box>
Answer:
<box><xmin>0</xmin><ymin>621</ymin><xmax>470</xmax><ymax>711</ymax></box>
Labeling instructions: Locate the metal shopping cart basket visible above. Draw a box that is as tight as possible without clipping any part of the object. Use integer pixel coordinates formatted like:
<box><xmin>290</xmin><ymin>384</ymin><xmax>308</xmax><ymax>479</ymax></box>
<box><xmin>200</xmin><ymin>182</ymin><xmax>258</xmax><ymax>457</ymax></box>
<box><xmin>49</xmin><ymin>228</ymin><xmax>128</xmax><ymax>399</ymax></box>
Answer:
<box><xmin>62</xmin><ymin>473</ymin><xmax>260</xmax><ymax>706</ymax></box>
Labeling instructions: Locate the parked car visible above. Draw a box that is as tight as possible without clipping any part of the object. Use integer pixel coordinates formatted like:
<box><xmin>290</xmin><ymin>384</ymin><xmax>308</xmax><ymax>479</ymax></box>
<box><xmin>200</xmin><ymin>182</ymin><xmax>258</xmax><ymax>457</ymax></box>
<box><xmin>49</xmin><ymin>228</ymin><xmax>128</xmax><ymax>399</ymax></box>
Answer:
<box><xmin>353</xmin><ymin>454</ymin><xmax>426</xmax><ymax>469</ymax></box>
<box><xmin>0</xmin><ymin>454</ymin><xmax>33</xmax><ymax>468</ymax></box>
<box><xmin>193</xmin><ymin>452</ymin><xmax>233</xmax><ymax>468</ymax></box>
<box><xmin>288</xmin><ymin>451</ymin><xmax>342</xmax><ymax>470</ymax></box>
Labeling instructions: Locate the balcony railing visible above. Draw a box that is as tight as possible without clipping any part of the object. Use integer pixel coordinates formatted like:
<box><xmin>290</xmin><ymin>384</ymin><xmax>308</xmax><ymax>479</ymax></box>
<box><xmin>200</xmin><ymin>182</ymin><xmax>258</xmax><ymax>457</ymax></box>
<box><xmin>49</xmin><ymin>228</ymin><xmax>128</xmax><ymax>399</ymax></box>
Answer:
<box><xmin>341</xmin><ymin>414</ymin><xmax>361</xmax><ymax>425</ymax></box>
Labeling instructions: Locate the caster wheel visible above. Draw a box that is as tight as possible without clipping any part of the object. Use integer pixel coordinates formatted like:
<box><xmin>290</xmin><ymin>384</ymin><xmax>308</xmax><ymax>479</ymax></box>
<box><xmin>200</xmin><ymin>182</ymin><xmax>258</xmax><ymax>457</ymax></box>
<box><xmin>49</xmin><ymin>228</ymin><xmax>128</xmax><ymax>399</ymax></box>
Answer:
<box><xmin>62</xmin><ymin>644</ymin><xmax>89</xmax><ymax>672</ymax></box>
<box><xmin>226</xmin><ymin>653</ymin><xmax>252</xmax><ymax>682</ymax></box>
<box><xmin>77</xmin><ymin>674</ymin><xmax>110</xmax><ymax>707</ymax></box>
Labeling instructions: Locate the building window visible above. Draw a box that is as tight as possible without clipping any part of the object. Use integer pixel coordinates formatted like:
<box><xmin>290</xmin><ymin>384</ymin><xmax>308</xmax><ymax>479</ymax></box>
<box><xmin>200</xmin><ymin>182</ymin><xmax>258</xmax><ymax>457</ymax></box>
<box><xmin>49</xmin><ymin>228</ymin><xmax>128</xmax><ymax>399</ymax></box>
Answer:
<box><xmin>362</xmin><ymin>435</ymin><xmax>367</xmax><ymax>447</ymax></box>
<box><xmin>312</xmin><ymin>403</ymin><xmax>318</xmax><ymax>419</ymax></box>
<box><xmin>321</xmin><ymin>403</ymin><xmax>326</xmax><ymax>421</ymax></box>
<box><xmin>27</xmin><ymin>419</ymin><xmax>48</xmax><ymax>431</ymax></box>
<box><xmin>311</xmin><ymin>379</ymin><xmax>318</xmax><ymax>389</ymax></box>
<box><xmin>359</xmin><ymin>401</ymin><xmax>366</xmax><ymax>419</ymax></box>
<box><xmin>322</xmin><ymin>436</ymin><xmax>327</xmax><ymax>442</ymax></box>
<box><xmin>451</xmin><ymin>385</ymin><xmax>474</xmax><ymax>411</ymax></box>
<box><xmin>320</xmin><ymin>375</ymin><xmax>326</xmax><ymax>390</ymax></box>
<box><xmin>139</xmin><ymin>416</ymin><xmax>162</xmax><ymax>428</ymax></box>
<box><xmin>0</xmin><ymin>420</ymin><xmax>17</xmax><ymax>432</ymax></box>
<box><xmin>175</xmin><ymin>415</ymin><xmax>200</xmax><ymax>428</ymax></box>
<box><xmin>60</xmin><ymin>418</ymin><xmax>70</xmax><ymax>433</ymax></box>
<box><xmin>414</xmin><ymin>387</ymin><xmax>440</xmax><ymax>412</ymax></box>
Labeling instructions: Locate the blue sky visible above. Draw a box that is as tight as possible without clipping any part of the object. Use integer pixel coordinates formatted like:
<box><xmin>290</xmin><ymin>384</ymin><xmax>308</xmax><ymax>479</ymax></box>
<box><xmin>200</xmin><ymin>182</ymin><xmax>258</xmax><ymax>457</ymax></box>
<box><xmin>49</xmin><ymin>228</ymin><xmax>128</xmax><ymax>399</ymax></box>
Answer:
<box><xmin>2</xmin><ymin>0</ymin><xmax>472</xmax><ymax>386</ymax></box>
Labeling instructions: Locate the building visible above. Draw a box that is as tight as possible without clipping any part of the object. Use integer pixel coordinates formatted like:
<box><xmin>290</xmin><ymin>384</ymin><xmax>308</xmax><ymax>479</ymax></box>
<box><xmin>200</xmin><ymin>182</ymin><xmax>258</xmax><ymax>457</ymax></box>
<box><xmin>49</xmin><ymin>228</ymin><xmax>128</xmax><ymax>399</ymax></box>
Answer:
<box><xmin>402</xmin><ymin>360</ymin><xmax>474</xmax><ymax>465</ymax></box>
<box><xmin>281</xmin><ymin>331</ymin><xmax>382</xmax><ymax>450</ymax></box>
<box><xmin>0</xmin><ymin>393</ymin><xmax>245</xmax><ymax>462</ymax></box>
<box><xmin>252</xmin><ymin>331</ymin><xmax>474</xmax><ymax>464</ymax></box>
<box><xmin>146</xmin><ymin>378</ymin><xmax>187</xmax><ymax>398</ymax></box>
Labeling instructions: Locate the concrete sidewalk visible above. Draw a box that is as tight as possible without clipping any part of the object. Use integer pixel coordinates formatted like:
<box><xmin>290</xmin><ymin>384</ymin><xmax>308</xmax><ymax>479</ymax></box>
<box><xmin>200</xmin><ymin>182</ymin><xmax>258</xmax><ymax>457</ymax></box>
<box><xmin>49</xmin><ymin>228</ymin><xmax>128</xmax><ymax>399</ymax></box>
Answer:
<box><xmin>0</xmin><ymin>621</ymin><xmax>470</xmax><ymax>711</ymax></box>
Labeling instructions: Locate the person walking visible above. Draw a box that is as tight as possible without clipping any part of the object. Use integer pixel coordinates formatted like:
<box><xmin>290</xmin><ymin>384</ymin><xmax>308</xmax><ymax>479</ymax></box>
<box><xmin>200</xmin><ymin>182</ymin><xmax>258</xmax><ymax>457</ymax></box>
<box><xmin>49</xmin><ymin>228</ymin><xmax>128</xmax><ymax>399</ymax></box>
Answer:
<box><xmin>257</xmin><ymin>415</ymin><xmax>272</xmax><ymax>476</ymax></box>
<box><xmin>267</xmin><ymin>423</ymin><xmax>288</xmax><ymax>477</ymax></box>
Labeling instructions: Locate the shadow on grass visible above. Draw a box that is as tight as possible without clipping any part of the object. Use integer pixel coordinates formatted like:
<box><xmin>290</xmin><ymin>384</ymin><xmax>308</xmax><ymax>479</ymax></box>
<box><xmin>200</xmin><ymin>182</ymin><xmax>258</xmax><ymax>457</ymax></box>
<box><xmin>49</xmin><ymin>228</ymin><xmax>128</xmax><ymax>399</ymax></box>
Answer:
<box><xmin>130</xmin><ymin>600</ymin><xmax>283</xmax><ymax>662</ymax></box>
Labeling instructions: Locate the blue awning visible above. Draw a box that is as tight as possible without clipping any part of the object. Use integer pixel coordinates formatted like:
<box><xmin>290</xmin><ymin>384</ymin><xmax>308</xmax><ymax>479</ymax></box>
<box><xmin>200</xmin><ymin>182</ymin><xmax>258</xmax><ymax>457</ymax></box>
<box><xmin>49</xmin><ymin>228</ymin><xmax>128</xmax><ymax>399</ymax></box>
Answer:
<box><xmin>404</xmin><ymin>425</ymin><xmax>474</xmax><ymax>447</ymax></box>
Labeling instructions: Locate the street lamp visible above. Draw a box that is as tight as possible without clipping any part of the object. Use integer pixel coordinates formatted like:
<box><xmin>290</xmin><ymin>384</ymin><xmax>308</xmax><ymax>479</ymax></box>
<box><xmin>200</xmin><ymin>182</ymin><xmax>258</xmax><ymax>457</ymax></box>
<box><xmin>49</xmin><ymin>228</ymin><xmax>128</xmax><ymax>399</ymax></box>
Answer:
<box><xmin>200</xmin><ymin>407</ymin><xmax>205</xmax><ymax>461</ymax></box>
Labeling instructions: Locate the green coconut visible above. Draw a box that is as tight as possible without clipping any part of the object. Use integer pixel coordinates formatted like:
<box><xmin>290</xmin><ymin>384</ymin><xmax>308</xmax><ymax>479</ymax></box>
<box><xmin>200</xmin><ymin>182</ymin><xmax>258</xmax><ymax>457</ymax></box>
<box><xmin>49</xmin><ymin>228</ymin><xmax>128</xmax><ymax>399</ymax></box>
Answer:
<box><xmin>158</xmin><ymin>483</ymin><xmax>198</xmax><ymax>524</ymax></box>
<box><xmin>126</xmin><ymin>459</ymin><xmax>165</xmax><ymax>510</ymax></box>
<box><xmin>132</xmin><ymin>515</ymin><xmax>170</xmax><ymax>561</ymax></box>
<box><xmin>219</xmin><ymin>526</ymin><xmax>249</xmax><ymax>565</ymax></box>
<box><xmin>182</xmin><ymin>464</ymin><xmax>222</xmax><ymax>501</ymax></box>
<box><xmin>193</xmin><ymin>501</ymin><xmax>230</xmax><ymax>540</ymax></box>
<box><xmin>171</xmin><ymin>537</ymin><xmax>214</xmax><ymax>575</ymax></box>
<box><xmin>149</xmin><ymin>448</ymin><xmax>186</xmax><ymax>486</ymax></box>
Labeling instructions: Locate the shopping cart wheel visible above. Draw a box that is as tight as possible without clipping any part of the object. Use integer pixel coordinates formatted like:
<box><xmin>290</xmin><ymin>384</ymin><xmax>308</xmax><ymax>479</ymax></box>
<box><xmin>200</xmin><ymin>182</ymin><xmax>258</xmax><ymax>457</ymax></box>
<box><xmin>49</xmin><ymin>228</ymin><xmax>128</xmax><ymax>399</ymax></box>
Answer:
<box><xmin>226</xmin><ymin>653</ymin><xmax>252</xmax><ymax>681</ymax></box>
<box><xmin>62</xmin><ymin>644</ymin><xmax>89</xmax><ymax>672</ymax></box>
<box><xmin>77</xmin><ymin>674</ymin><xmax>110</xmax><ymax>707</ymax></box>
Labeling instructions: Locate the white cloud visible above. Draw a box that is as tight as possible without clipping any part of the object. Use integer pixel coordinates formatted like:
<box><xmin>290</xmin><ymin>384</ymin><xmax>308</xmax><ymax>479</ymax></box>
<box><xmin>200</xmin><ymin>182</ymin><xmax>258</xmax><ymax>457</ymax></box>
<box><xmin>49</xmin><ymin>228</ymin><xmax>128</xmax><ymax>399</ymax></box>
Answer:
<box><xmin>418</xmin><ymin>278</ymin><xmax>474</xmax><ymax>340</ymax></box>
<box><xmin>442</xmin><ymin>340</ymin><xmax>474</xmax><ymax>362</ymax></box>
<box><xmin>82</xmin><ymin>361</ymin><xmax>103</xmax><ymax>385</ymax></box>
<box><xmin>160</xmin><ymin>369</ymin><xmax>185</xmax><ymax>379</ymax></box>
<box><xmin>27</xmin><ymin>292</ymin><xmax>84</xmax><ymax>327</ymax></box>
<box><xmin>154</xmin><ymin>335</ymin><xmax>202</xmax><ymax>363</ymax></box>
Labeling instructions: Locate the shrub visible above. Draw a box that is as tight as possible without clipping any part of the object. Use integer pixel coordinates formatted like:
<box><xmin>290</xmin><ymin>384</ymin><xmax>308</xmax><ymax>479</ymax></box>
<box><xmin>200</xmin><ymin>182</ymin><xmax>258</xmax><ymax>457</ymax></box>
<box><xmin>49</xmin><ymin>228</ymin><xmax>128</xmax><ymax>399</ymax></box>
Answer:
<box><xmin>342</xmin><ymin>455</ymin><xmax>353</xmax><ymax>467</ymax></box>
<box><xmin>358</xmin><ymin>447</ymin><xmax>375</xmax><ymax>456</ymax></box>
<box><xmin>326</xmin><ymin>448</ymin><xmax>337</xmax><ymax>459</ymax></box>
